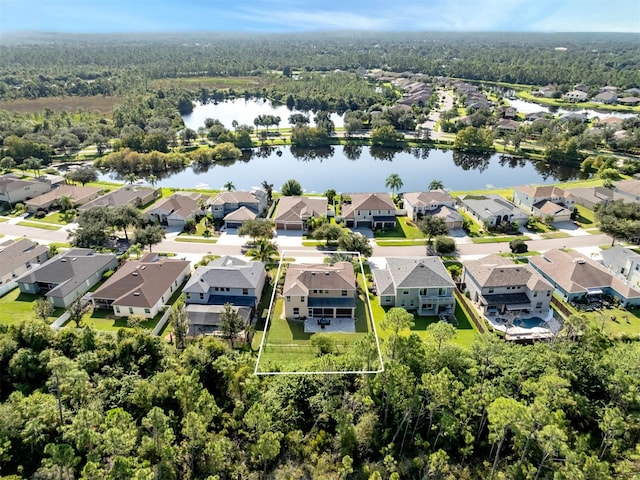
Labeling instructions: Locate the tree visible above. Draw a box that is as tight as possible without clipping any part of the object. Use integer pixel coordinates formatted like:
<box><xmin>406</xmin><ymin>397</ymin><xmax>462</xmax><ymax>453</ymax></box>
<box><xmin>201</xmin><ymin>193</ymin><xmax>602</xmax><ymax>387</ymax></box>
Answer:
<box><xmin>596</xmin><ymin>200</ymin><xmax>640</xmax><ymax>245</ymax></box>
<box><xmin>311</xmin><ymin>334</ymin><xmax>335</xmax><ymax>356</ymax></box>
<box><xmin>224</xmin><ymin>181</ymin><xmax>235</xmax><ymax>192</ymax></box>
<box><xmin>324</xmin><ymin>189</ymin><xmax>337</xmax><ymax>205</ymax></box>
<box><xmin>111</xmin><ymin>205</ymin><xmax>144</xmax><ymax>242</ymax></box>
<box><xmin>381</xmin><ymin>307</ymin><xmax>414</xmax><ymax>336</ymax></box>
<box><xmin>261</xmin><ymin>180</ymin><xmax>274</xmax><ymax>206</ymax></box>
<box><xmin>67</xmin><ymin>294</ymin><xmax>91</xmax><ymax>328</ymax></box>
<box><xmin>428</xmin><ymin>179</ymin><xmax>444</xmax><ymax>191</ymax></box>
<box><xmin>170</xmin><ymin>301</ymin><xmax>189</xmax><ymax>350</ymax></box>
<box><xmin>238</xmin><ymin>219</ymin><xmax>274</xmax><ymax>242</ymax></box>
<box><xmin>34</xmin><ymin>298</ymin><xmax>54</xmax><ymax>322</ymax></box>
<box><xmin>453</xmin><ymin>126</ymin><xmax>494</xmax><ymax>152</ymax></box>
<box><xmin>434</xmin><ymin>236</ymin><xmax>456</xmax><ymax>254</ymax></box>
<box><xmin>57</xmin><ymin>195</ymin><xmax>74</xmax><ymax>213</ymax></box>
<box><xmin>313</xmin><ymin>223</ymin><xmax>344</xmax><ymax>246</ymax></box>
<box><xmin>509</xmin><ymin>238</ymin><xmax>528</xmax><ymax>254</ymax></box>
<box><xmin>127</xmin><ymin>243</ymin><xmax>143</xmax><ymax>259</ymax></box>
<box><xmin>132</xmin><ymin>224</ymin><xmax>165</xmax><ymax>252</ymax></box>
<box><xmin>23</xmin><ymin>157</ymin><xmax>43</xmax><ymax>177</ymax></box>
<box><xmin>418</xmin><ymin>216</ymin><xmax>449</xmax><ymax>243</ymax></box>
<box><xmin>281</xmin><ymin>178</ymin><xmax>303</xmax><ymax>196</ymax></box>
<box><xmin>65</xmin><ymin>166</ymin><xmax>98</xmax><ymax>186</ymax></box>
<box><xmin>338</xmin><ymin>232</ymin><xmax>372</xmax><ymax>257</ymax></box>
<box><xmin>247</xmin><ymin>238</ymin><xmax>279</xmax><ymax>263</ymax></box>
<box><xmin>385</xmin><ymin>173</ymin><xmax>403</xmax><ymax>197</ymax></box>
<box><xmin>371</xmin><ymin>125</ymin><xmax>404</xmax><ymax>146</ymax></box>
<box><xmin>0</xmin><ymin>156</ymin><xmax>16</xmax><ymax>172</ymax></box>
<box><xmin>220</xmin><ymin>303</ymin><xmax>245</xmax><ymax>348</ymax></box>
<box><xmin>427</xmin><ymin>321</ymin><xmax>457</xmax><ymax>351</ymax></box>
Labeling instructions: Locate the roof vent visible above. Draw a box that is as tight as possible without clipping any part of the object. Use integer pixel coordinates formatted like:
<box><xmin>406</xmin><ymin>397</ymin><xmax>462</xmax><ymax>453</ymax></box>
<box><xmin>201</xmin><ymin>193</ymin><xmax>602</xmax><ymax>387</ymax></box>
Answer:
<box><xmin>134</xmin><ymin>292</ymin><xmax>140</xmax><ymax>296</ymax></box>
<box><xmin>132</xmin><ymin>272</ymin><xmax>138</xmax><ymax>276</ymax></box>
<box><xmin>60</xmin><ymin>259</ymin><xmax>67</xmax><ymax>262</ymax></box>
<box><xmin>141</xmin><ymin>266</ymin><xmax>146</xmax><ymax>270</ymax></box>
<box><xmin>576</xmin><ymin>259</ymin><xmax>586</xmax><ymax>264</ymax></box>
<box><xmin>325</xmin><ymin>272</ymin><xmax>330</xmax><ymax>276</ymax></box>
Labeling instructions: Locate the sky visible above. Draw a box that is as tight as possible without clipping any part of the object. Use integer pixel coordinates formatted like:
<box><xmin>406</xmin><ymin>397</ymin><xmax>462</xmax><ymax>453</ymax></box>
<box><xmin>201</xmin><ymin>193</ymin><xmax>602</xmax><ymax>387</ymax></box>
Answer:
<box><xmin>0</xmin><ymin>0</ymin><xmax>639</xmax><ymax>33</ymax></box>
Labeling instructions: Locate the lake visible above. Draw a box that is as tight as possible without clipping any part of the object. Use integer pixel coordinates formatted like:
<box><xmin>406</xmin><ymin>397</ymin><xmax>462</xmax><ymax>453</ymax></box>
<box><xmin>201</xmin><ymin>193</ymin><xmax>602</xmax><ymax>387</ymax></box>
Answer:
<box><xmin>98</xmin><ymin>145</ymin><xmax>582</xmax><ymax>193</ymax></box>
<box><xmin>182</xmin><ymin>98</ymin><xmax>344</xmax><ymax>131</ymax></box>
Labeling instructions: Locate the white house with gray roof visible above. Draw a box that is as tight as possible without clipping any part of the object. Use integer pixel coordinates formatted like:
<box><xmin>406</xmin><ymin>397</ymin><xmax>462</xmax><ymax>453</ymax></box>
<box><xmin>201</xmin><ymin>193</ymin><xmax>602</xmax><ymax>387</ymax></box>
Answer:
<box><xmin>0</xmin><ymin>239</ymin><xmax>49</xmax><ymax>287</ymax></box>
<box><xmin>0</xmin><ymin>175</ymin><xmax>52</xmax><ymax>207</ymax></box>
<box><xmin>600</xmin><ymin>246</ymin><xmax>640</xmax><ymax>288</ymax></box>
<box><xmin>16</xmin><ymin>248</ymin><xmax>118</xmax><ymax>308</ymax></box>
<box><xmin>183</xmin><ymin>256</ymin><xmax>266</xmax><ymax>312</ymax></box>
<box><xmin>371</xmin><ymin>257</ymin><xmax>455</xmax><ymax>316</ymax></box>
<box><xmin>462</xmin><ymin>254</ymin><xmax>554</xmax><ymax>317</ymax></box>
<box><xmin>458</xmin><ymin>194</ymin><xmax>528</xmax><ymax>228</ymax></box>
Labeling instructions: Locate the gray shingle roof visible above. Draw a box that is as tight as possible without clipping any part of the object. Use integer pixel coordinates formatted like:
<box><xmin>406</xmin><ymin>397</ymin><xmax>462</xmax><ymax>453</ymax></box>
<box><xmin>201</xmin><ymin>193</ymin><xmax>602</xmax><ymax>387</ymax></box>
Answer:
<box><xmin>464</xmin><ymin>254</ymin><xmax>552</xmax><ymax>291</ymax></box>
<box><xmin>372</xmin><ymin>257</ymin><xmax>454</xmax><ymax>292</ymax></box>
<box><xmin>601</xmin><ymin>246</ymin><xmax>640</xmax><ymax>269</ymax></box>
<box><xmin>0</xmin><ymin>239</ymin><xmax>49</xmax><ymax>278</ymax></box>
<box><xmin>183</xmin><ymin>256</ymin><xmax>264</xmax><ymax>293</ymax></box>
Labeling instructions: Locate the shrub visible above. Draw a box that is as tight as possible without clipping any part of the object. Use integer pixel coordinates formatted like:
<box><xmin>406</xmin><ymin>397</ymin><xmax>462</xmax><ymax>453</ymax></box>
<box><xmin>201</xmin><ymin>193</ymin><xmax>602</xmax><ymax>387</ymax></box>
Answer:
<box><xmin>102</xmin><ymin>269</ymin><xmax>115</xmax><ymax>279</ymax></box>
<box><xmin>434</xmin><ymin>236</ymin><xmax>456</xmax><ymax>254</ymax></box>
<box><xmin>509</xmin><ymin>238</ymin><xmax>528</xmax><ymax>254</ymax></box>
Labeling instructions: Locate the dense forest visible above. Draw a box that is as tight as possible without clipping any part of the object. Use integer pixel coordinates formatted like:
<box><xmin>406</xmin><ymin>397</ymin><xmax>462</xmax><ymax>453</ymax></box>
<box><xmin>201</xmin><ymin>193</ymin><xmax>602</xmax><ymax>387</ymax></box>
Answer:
<box><xmin>0</xmin><ymin>32</ymin><xmax>639</xmax><ymax>100</ymax></box>
<box><xmin>0</xmin><ymin>318</ymin><xmax>638</xmax><ymax>479</ymax></box>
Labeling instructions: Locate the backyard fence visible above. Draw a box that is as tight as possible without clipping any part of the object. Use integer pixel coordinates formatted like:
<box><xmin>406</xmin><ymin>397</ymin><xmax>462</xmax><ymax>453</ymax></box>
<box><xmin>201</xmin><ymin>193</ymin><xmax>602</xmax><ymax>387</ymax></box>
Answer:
<box><xmin>454</xmin><ymin>288</ymin><xmax>486</xmax><ymax>333</ymax></box>
<box><xmin>152</xmin><ymin>306</ymin><xmax>173</xmax><ymax>337</ymax></box>
<box><xmin>0</xmin><ymin>282</ymin><xmax>17</xmax><ymax>299</ymax></box>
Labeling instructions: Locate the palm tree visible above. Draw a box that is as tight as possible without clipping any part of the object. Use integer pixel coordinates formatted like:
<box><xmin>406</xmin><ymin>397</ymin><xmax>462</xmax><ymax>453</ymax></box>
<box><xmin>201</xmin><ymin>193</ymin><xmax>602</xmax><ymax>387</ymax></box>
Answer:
<box><xmin>125</xmin><ymin>173</ymin><xmax>138</xmax><ymax>185</ymax></box>
<box><xmin>428</xmin><ymin>179</ymin><xmax>444</xmax><ymax>191</ymax></box>
<box><xmin>385</xmin><ymin>173</ymin><xmax>403</xmax><ymax>197</ymax></box>
<box><xmin>128</xmin><ymin>243</ymin><xmax>143</xmax><ymax>259</ymax></box>
<box><xmin>57</xmin><ymin>195</ymin><xmax>74</xmax><ymax>213</ymax></box>
<box><xmin>247</xmin><ymin>238</ymin><xmax>279</xmax><ymax>263</ymax></box>
<box><xmin>147</xmin><ymin>174</ymin><xmax>158</xmax><ymax>187</ymax></box>
<box><xmin>224</xmin><ymin>181</ymin><xmax>235</xmax><ymax>192</ymax></box>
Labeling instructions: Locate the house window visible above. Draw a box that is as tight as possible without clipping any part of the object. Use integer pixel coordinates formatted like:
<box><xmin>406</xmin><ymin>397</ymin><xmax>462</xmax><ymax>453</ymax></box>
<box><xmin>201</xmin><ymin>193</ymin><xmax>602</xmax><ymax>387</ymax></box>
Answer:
<box><xmin>186</xmin><ymin>293</ymin><xmax>191</xmax><ymax>299</ymax></box>
<box><xmin>293</xmin><ymin>307</ymin><xmax>299</xmax><ymax>316</ymax></box>
<box><xmin>313</xmin><ymin>289</ymin><xmax>318</xmax><ymax>293</ymax></box>
<box><xmin>116</xmin><ymin>307</ymin><xmax>120</xmax><ymax>313</ymax></box>
<box><xmin>547</xmin><ymin>292</ymin><xmax>551</xmax><ymax>296</ymax></box>
<box><xmin>144</xmin><ymin>308</ymin><xmax>150</xmax><ymax>314</ymax></box>
<box><xmin>534</xmin><ymin>292</ymin><xmax>538</xmax><ymax>297</ymax></box>
<box><xmin>129</xmin><ymin>308</ymin><xmax>134</xmax><ymax>314</ymax></box>
<box><xmin>226</xmin><ymin>288</ymin><xmax>230</xmax><ymax>292</ymax></box>
<box><xmin>368</xmin><ymin>210</ymin><xmax>371</xmax><ymax>215</ymax></box>
<box><xmin>536</xmin><ymin>302</ymin><xmax>542</xmax><ymax>308</ymax></box>
<box><xmin>214</xmin><ymin>287</ymin><xmax>219</xmax><ymax>291</ymax></box>
<box><xmin>199</xmin><ymin>293</ymin><xmax>204</xmax><ymax>300</ymax></box>
<box><xmin>488</xmin><ymin>289</ymin><xmax>494</xmax><ymax>293</ymax></box>
<box><xmin>403</xmin><ymin>290</ymin><xmax>409</xmax><ymax>295</ymax></box>
<box><xmin>286</xmin><ymin>296</ymin><xmax>291</xmax><ymax>302</ymax></box>
<box><xmin>438</xmin><ymin>288</ymin><xmax>447</xmax><ymax>296</ymax></box>
<box><xmin>341</xmin><ymin>290</ymin><xmax>347</xmax><ymax>296</ymax></box>
<box><xmin>243</xmin><ymin>288</ymin><xmax>249</xmax><ymax>295</ymax></box>
<box><xmin>300</xmin><ymin>296</ymin><xmax>304</xmax><ymax>302</ymax></box>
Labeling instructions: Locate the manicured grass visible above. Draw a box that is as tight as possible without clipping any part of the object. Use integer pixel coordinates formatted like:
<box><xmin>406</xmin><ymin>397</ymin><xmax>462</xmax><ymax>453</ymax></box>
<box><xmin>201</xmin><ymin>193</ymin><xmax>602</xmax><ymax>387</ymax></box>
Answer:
<box><xmin>452</xmin><ymin>188</ymin><xmax>514</xmax><ymax>200</ymax></box>
<box><xmin>558</xmin><ymin>302</ymin><xmax>640</xmax><ymax>340</ymax></box>
<box><xmin>373</xmin><ymin>217</ymin><xmax>424</xmax><ymax>240</ymax></box>
<box><xmin>29</xmin><ymin>211</ymin><xmax>75</xmax><ymax>225</ymax></box>
<box><xmin>16</xmin><ymin>221</ymin><xmax>61</xmax><ymax>231</ymax></box>
<box><xmin>376</xmin><ymin>239</ymin><xmax>427</xmax><ymax>247</ymax></box>
<box><xmin>458</xmin><ymin>210</ymin><xmax>483</xmax><ymax>237</ymax></box>
<box><xmin>79</xmin><ymin>308</ymin><xmax>158</xmax><ymax>332</ymax></box>
<box><xmin>301</xmin><ymin>240</ymin><xmax>325</xmax><ymax>246</ymax></box>
<box><xmin>574</xmin><ymin>206</ymin><xmax>596</xmax><ymax>227</ymax></box>
<box><xmin>174</xmin><ymin>237</ymin><xmax>218</xmax><ymax>244</ymax></box>
<box><xmin>0</xmin><ymin>288</ymin><xmax>64</xmax><ymax>326</ymax></box>
<box><xmin>471</xmin><ymin>235</ymin><xmax>531</xmax><ymax>244</ymax></box>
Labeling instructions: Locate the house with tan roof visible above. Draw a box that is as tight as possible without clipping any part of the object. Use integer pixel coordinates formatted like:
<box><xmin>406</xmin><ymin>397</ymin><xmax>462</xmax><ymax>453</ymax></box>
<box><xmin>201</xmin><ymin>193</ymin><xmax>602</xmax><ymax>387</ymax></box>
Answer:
<box><xmin>562</xmin><ymin>90</ymin><xmax>588</xmax><ymax>103</ymax></box>
<box><xmin>223</xmin><ymin>206</ymin><xmax>256</xmax><ymax>229</ymax></box>
<box><xmin>341</xmin><ymin>193</ymin><xmax>397</xmax><ymax>229</ymax></box>
<box><xmin>403</xmin><ymin>191</ymin><xmax>463</xmax><ymax>229</ymax></box>
<box><xmin>147</xmin><ymin>192</ymin><xmax>207</xmax><ymax>228</ymax></box>
<box><xmin>0</xmin><ymin>175</ymin><xmax>52</xmax><ymax>207</ymax></box>
<box><xmin>283</xmin><ymin>262</ymin><xmax>357</xmax><ymax>320</ymax></box>
<box><xmin>529</xmin><ymin>249</ymin><xmax>640</xmax><ymax>307</ymax></box>
<box><xmin>16</xmin><ymin>248</ymin><xmax>118</xmax><ymax>308</ymax></box>
<box><xmin>273</xmin><ymin>196</ymin><xmax>327</xmax><ymax>230</ymax></box>
<box><xmin>463</xmin><ymin>254</ymin><xmax>554</xmax><ymax>317</ymax></box>
<box><xmin>0</xmin><ymin>239</ymin><xmax>49</xmax><ymax>287</ymax></box>
<box><xmin>512</xmin><ymin>185</ymin><xmax>576</xmax><ymax>223</ymax></box>
<box><xmin>372</xmin><ymin>257</ymin><xmax>455</xmax><ymax>316</ymax></box>
<box><xmin>25</xmin><ymin>184</ymin><xmax>102</xmax><ymax>212</ymax></box>
<box><xmin>210</xmin><ymin>190</ymin><xmax>266</xmax><ymax>220</ymax></box>
<box><xmin>91</xmin><ymin>253</ymin><xmax>190</xmax><ymax>318</ymax></box>
<box><xmin>613</xmin><ymin>179</ymin><xmax>640</xmax><ymax>202</ymax></box>
<box><xmin>78</xmin><ymin>186</ymin><xmax>161</xmax><ymax>212</ymax></box>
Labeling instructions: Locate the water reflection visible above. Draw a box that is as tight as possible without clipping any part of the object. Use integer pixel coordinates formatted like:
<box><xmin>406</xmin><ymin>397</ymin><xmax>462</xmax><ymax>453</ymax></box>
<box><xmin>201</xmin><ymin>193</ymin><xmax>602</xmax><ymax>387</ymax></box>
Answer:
<box><xmin>290</xmin><ymin>146</ymin><xmax>335</xmax><ymax>161</ymax></box>
<box><xmin>343</xmin><ymin>144</ymin><xmax>363</xmax><ymax>161</ymax></box>
<box><xmin>452</xmin><ymin>151</ymin><xmax>492</xmax><ymax>173</ymax></box>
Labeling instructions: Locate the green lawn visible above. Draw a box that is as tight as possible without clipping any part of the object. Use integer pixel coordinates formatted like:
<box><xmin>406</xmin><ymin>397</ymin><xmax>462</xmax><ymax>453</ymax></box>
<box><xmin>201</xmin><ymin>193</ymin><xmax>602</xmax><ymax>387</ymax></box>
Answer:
<box><xmin>0</xmin><ymin>288</ymin><xmax>64</xmax><ymax>326</ymax></box>
<box><xmin>79</xmin><ymin>308</ymin><xmax>158</xmax><ymax>332</ymax></box>
<box><xmin>458</xmin><ymin>210</ymin><xmax>483</xmax><ymax>237</ymax></box>
<box><xmin>558</xmin><ymin>303</ymin><xmax>640</xmax><ymax>340</ymax></box>
<box><xmin>174</xmin><ymin>237</ymin><xmax>218</xmax><ymax>244</ymax></box>
<box><xmin>29</xmin><ymin>211</ymin><xmax>75</xmax><ymax>225</ymax></box>
<box><xmin>541</xmin><ymin>232</ymin><xmax>571</xmax><ymax>240</ymax></box>
<box><xmin>574</xmin><ymin>206</ymin><xmax>596</xmax><ymax>227</ymax></box>
<box><xmin>373</xmin><ymin>217</ymin><xmax>424</xmax><ymax>239</ymax></box>
<box><xmin>376</xmin><ymin>239</ymin><xmax>427</xmax><ymax>247</ymax></box>
<box><xmin>17</xmin><ymin>221</ymin><xmax>61</xmax><ymax>230</ymax></box>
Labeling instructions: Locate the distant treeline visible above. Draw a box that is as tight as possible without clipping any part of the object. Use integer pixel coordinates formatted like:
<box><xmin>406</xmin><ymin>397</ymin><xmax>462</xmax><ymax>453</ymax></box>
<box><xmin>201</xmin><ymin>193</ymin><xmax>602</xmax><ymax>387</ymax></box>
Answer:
<box><xmin>0</xmin><ymin>32</ymin><xmax>639</xmax><ymax>100</ymax></box>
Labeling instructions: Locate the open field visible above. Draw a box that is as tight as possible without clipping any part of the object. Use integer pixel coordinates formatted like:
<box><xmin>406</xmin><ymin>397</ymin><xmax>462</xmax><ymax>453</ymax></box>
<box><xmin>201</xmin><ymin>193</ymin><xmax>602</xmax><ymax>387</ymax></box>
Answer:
<box><xmin>151</xmin><ymin>76</ymin><xmax>272</xmax><ymax>91</ymax></box>
<box><xmin>0</xmin><ymin>96</ymin><xmax>122</xmax><ymax>114</ymax></box>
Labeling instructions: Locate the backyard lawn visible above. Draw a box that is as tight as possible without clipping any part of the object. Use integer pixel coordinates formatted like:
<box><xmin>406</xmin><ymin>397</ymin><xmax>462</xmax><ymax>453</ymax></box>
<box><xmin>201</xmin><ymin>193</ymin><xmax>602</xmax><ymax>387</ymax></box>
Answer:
<box><xmin>0</xmin><ymin>288</ymin><xmax>64</xmax><ymax>325</ymax></box>
<box><xmin>566</xmin><ymin>305</ymin><xmax>640</xmax><ymax>340</ymax></box>
<box><xmin>373</xmin><ymin>216</ymin><xmax>425</xmax><ymax>239</ymax></box>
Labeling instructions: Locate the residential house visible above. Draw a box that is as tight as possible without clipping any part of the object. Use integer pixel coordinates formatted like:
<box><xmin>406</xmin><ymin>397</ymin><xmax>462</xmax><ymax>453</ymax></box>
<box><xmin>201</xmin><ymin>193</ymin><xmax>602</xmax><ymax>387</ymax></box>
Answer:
<box><xmin>223</xmin><ymin>206</ymin><xmax>257</xmax><ymax>229</ymax></box>
<box><xmin>613</xmin><ymin>179</ymin><xmax>640</xmax><ymax>202</ymax></box>
<box><xmin>624</xmin><ymin>88</ymin><xmax>640</xmax><ymax>96</ymax></box>
<box><xmin>0</xmin><ymin>239</ymin><xmax>49</xmax><ymax>286</ymax></box>
<box><xmin>210</xmin><ymin>190</ymin><xmax>267</xmax><ymax>220</ymax></box>
<box><xmin>273</xmin><ymin>196</ymin><xmax>327</xmax><ymax>231</ymax></box>
<box><xmin>462</xmin><ymin>254</ymin><xmax>554</xmax><ymax>317</ymax></box>
<box><xmin>494</xmin><ymin>119</ymin><xmax>520</xmax><ymax>133</ymax></box>
<box><xmin>78</xmin><ymin>186</ymin><xmax>161</xmax><ymax>212</ymax></box>
<box><xmin>283</xmin><ymin>261</ymin><xmax>357</xmax><ymax>320</ymax></box>
<box><xmin>372</xmin><ymin>256</ymin><xmax>455</xmax><ymax>315</ymax></box>
<box><xmin>600</xmin><ymin>86</ymin><xmax>618</xmax><ymax>93</ymax></box>
<box><xmin>596</xmin><ymin>117</ymin><xmax>624</xmax><ymax>131</ymax></box>
<box><xmin>593</xmin><ymin>91</ymin><xmax>617</xmax><ymax>104</ymax></box>
<box><xmin>573</xmin><ymin>83</ymin><xmax>589</xmax><ymax>93</ymax></box>
<box><xmin>559</xmin><ymin>112</ymin><xmax>588</xmax><ymax>123</ymax></box>
<box><xmin>529</xmin><ymin>249</ymin><xmax>640</xmax><ymax>307</ymax></box>
<box><xmin>497</xmin><ymin>106</ymin><xmax>518</xmax><ymax>119</ymax></box>
<box><xmin>183</xmin><ymin>256</ymin><xmax>266</xmax><ymax>313</ymax></box>
<box><xmin>525</xmin><ymin>111</ymin><xmax>549</xmax><ymax>122</ymax></box>
<box><xmin>562</xmin><ymin>90</ymin><xmax>588</xmax><ymax>103</ymax></box>
<box><xmin>185</xmin><ymin>304</ymin><xmax>252</xmax><ymax>336</ymax></box>
<box><xmin>536</xmin><ymin>84</ymin><xmax>558</xmax><ymax>98</ymax></box>
<box><xmin>0</xmin><ymin>175</ymin><xmax>52</xmax><ymax>207</ymax></box>
<box><xmin>342</xmin><ymin>193</ymin><xmax>397</xmax><ymax>229</ymax></box>
<box><xmin>25</xmin><ymin>184</ymin><xmax>102</xmax><ymax>212</ymax></box>
<box><xmin>617</xmin><ymin>97</ymin><xmax>640</xmax><ymax>106</ymax></box>
<box><xmin>147</xmin><ymin>192</ymin><xmax>207</xmax><ymax>228</ymax></box>
<box><xmin>403</xmin><ymin>191</ymin><xmax>463</xmax><ymax>229</ymax></box>
<box><xmin>91</xmin><ymin>253</ymin><xmax>190</xmax><ymax>318</ymax></box>
<box><xmin>458</xmin><ymin>194</ymin><xmax>528</xmax><ymax>228</ymax></box>
<box><xmin>565</xmin><ymin>186</ymin><xmax>620</xmax><ymax>209</ymax></box>
<box><xmin>512</xmin><ymin>185</ymin><xmax>576</xmax><ymax>223</ymax></box>
<box><xmin>16</xmin><ymin>248</ymin><xmax>118</xmax><ymax>308</ymax></box>
<box><xmin>601</xmin><ymin>246</ymin><xmax>640</xmax><ymax>288</ymax></box>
